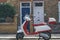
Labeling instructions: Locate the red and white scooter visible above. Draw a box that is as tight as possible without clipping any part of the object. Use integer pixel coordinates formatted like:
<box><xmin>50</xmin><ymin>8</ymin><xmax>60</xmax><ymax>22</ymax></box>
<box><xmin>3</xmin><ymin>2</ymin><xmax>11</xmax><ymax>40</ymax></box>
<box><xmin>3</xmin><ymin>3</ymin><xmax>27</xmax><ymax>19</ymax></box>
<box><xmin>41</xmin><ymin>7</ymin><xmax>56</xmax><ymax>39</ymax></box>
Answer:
<box><xmin>16</xmin><ymin>15</ymin><xmax>52</xmax><ymax>40</ymax></box>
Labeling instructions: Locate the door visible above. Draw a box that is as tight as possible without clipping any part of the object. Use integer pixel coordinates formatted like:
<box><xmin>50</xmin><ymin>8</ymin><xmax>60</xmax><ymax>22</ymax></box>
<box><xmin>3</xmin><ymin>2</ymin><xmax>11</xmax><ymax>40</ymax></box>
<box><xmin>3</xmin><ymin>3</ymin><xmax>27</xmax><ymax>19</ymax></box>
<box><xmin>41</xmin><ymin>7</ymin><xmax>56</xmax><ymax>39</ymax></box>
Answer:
<box><xmin>20</xmin><ymin>2</ymin><xmax>31</xmax><ymax>32</ymax></box>
<box><xmin>22</xmin><ymin>8</ymin><xmax>30</xmax><ymax>23</ymax></box>
<box><xmin>33</xmin><ymin>1</ymin><xmax>44</xmax><ymax>24</ymax></box>
<box><xmin>58</xmin><ymin>1</ymin><xmax>60</xmax><ymax>22</ymax></box>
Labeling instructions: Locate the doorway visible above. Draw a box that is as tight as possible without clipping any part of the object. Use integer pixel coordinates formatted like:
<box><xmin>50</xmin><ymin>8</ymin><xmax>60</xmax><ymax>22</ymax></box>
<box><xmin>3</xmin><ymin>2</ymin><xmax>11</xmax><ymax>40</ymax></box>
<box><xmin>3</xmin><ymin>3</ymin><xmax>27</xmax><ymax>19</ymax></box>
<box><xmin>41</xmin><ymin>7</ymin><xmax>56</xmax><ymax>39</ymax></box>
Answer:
<box><xmin>33</xmin><ymin>1</ymin><xmax>44</xmax><ymax>24</ymax></box>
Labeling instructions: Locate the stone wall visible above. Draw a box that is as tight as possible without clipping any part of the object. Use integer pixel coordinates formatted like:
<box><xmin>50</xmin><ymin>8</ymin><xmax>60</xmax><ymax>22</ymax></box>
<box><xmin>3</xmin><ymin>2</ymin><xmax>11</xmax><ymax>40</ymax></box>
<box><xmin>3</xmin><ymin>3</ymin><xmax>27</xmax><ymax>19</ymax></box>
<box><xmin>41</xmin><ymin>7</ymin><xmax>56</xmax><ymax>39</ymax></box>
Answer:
<box><xmin>0</xmin><ymin>0</ymin><xmax>59</xmax><ymax>33</ymax></box>
<box><xmin>0</xmin><ymin>0</ymin><xmax>7</xmax><ymax>2</ymax></box>
<box><xmin>44</xmin><ymin>0</ymin><xmax>58</xmax><ymax>22</ymax></box>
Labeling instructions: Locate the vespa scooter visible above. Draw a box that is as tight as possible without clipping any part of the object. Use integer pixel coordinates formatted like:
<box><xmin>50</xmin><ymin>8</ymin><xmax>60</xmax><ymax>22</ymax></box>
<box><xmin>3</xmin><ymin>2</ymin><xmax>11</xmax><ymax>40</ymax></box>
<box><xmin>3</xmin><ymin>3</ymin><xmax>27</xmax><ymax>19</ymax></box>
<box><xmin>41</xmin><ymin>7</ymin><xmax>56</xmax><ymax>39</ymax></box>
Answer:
<box><xmin>16</xmin><ymin>15</ymin><xmax>52</xmax><ymax>40</ymax></box>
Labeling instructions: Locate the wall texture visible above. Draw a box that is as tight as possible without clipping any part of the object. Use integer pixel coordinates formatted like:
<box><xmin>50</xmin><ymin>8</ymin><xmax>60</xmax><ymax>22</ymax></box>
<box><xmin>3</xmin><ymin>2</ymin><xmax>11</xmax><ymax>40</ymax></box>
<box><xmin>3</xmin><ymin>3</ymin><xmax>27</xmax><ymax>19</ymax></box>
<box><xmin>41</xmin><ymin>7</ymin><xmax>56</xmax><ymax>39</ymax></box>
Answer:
<box><xmin>44</xmin><ymin>0</ymin><xmax>58</xmax><ymax>22</ymax></box>
<box><xmin>0</xmin><ymin>0</ymin><xmax>59</xmax><ymax>33</ymax></box>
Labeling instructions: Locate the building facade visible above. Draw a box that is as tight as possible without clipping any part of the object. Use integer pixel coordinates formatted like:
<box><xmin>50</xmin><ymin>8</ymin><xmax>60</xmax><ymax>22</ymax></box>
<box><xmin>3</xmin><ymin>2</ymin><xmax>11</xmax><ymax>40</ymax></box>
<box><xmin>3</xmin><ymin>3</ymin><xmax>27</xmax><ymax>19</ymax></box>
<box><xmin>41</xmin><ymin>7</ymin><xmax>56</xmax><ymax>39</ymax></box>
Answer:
<box><xmin>0</xmin><ymin>0</ymin><xmax>60</xmax><ymax>33</ymax></box>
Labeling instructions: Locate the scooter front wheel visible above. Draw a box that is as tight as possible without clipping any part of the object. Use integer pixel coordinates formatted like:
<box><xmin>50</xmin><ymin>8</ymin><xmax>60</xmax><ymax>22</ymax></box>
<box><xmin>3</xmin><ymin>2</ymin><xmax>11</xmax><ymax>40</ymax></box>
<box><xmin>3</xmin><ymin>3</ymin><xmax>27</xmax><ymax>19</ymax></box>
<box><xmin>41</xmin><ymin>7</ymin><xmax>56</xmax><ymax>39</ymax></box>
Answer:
<box><xmin>16</xmin><ymin>32</ymin><xmax>24</xmax><ymax>40</ymax></box>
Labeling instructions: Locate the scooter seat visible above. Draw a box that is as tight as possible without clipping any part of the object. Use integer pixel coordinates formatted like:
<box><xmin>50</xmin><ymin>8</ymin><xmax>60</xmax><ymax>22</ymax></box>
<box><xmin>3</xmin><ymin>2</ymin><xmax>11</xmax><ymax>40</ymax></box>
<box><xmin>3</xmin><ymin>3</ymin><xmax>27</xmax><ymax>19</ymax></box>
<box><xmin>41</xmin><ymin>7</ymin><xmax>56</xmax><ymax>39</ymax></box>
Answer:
<box><xmin>32</xmin><ymin>22</ymin><xmax>47</xmax><ymax>26</ymax></box>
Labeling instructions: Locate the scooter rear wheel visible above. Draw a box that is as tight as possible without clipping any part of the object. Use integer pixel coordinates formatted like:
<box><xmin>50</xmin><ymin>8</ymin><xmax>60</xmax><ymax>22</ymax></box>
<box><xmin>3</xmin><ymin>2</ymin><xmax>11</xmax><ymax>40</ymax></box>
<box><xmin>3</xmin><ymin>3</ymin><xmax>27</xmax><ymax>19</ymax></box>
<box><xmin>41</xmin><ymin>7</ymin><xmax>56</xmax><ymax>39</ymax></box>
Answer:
<box><xmin>38</xmin><ymin>32</ymin><xmax>51</xmax><ymax>40</ymax></box>
<box><xmin>43</xmin><ymin>32</ymin><xmax>51</xmax><ymax>40</ymax></box>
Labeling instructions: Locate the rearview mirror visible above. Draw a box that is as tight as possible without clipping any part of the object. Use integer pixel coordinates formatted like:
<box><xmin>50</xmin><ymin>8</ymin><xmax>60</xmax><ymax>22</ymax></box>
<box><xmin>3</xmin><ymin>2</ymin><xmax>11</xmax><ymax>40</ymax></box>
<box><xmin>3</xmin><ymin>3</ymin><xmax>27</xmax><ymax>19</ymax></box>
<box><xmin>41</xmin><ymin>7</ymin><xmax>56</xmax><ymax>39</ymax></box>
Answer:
<box><xmin>24</xmin><ymin>14</ymin><xmax>31</xmax><ymax>21</ymax></box>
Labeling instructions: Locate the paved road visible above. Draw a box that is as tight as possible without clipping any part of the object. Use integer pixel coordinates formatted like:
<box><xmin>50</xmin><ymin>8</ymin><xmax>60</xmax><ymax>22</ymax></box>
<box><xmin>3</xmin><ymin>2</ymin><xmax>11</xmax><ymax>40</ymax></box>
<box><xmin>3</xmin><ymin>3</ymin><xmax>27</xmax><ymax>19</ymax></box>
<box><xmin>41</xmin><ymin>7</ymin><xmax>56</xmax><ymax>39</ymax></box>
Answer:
<box><xmin>0</xmin><ymin>34</ymin><xmax>60</xmax><ymax>38</ymax></box>
<box><xmin>0</xmin><ymin>34</ymin><xmax>60</xmax><ymax>40</ymax></box>
<box><xmin>0</xmin><ymin>38</ymin><xmax>60</xmax><ymax>40</ymax></box>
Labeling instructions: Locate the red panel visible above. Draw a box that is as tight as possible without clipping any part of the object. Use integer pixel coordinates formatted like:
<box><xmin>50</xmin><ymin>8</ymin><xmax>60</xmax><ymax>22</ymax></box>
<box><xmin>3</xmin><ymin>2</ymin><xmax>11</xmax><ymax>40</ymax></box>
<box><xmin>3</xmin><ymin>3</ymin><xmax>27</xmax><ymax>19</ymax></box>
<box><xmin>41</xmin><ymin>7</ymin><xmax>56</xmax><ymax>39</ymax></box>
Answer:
<box><xmin>32</xmin><ymin>22</ymin><xmax>47</xmax><ymax>26</ymax></box>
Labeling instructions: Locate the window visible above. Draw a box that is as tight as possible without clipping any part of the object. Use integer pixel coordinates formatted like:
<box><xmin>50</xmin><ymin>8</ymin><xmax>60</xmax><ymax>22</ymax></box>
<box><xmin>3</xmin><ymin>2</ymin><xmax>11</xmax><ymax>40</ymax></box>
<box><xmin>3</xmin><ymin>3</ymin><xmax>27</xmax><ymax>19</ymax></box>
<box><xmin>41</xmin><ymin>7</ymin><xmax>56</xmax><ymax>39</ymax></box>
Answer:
<box><xmin>35</xmin><ymin>2</ymin><xmax>43</xmax><ymax>6</ymax></box>
<box><xmin>22</xmin><ymin>3</ymin><xmax>30</xmax><ymax>6</ymax></box>
<box><xmin>0</xmin><ymin>17</ymin><xmax>13</xmax><ymax>23</ymax></box>
<box><xmin>0</xmin><ymin>3</ymin><xmax>16</xmax><ymax>23</ymax></box>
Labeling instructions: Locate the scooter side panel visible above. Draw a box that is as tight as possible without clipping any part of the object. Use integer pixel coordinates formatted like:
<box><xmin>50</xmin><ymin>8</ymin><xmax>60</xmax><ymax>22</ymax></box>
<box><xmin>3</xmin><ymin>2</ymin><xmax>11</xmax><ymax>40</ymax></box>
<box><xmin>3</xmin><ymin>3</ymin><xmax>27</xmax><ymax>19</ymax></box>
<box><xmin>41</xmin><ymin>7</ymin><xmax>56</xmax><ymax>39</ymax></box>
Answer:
<box><xmin>34</xmin><ymin>25</ymin><xmax>51</xmax><ymax>32</ymax></box>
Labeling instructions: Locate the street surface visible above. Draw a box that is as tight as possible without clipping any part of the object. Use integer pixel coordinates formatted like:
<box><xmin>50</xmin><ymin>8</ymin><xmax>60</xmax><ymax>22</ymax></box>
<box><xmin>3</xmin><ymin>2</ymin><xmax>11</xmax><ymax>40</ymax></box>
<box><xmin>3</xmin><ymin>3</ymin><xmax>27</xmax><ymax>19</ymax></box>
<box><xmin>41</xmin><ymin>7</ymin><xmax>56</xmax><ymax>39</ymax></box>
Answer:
<box><xmin>0</xmin><ymin>34</ymin><xmax>60</xmax><ymax>40</ymax></box>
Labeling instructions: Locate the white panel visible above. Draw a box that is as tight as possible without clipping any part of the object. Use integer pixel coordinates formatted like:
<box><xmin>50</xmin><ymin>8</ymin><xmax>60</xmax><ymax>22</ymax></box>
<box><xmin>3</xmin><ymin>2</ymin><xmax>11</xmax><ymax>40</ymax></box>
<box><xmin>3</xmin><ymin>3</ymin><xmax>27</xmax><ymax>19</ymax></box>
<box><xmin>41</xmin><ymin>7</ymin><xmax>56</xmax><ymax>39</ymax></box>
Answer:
<box><xmin>34</xmin><ymin>25</ymin><xmax>51</xmax><ymax>32</ymax></box>
<box><xmin>33</xmin><ymin>1</ymin><xmax>44</xmax><ymax>24</ymax></box>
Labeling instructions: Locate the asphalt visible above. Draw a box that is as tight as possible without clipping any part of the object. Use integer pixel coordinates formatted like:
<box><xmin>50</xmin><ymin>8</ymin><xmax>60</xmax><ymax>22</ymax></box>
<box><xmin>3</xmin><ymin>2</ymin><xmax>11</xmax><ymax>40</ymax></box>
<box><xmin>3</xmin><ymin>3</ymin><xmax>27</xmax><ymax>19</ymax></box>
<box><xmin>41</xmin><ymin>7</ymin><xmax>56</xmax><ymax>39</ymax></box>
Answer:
<box><xmin>0</xmin><ymin>34</ymin><xmax>60</xmax><ymax>38</ymax></box>
<box><xmin>0</xmin><ymin>34</ymin><xmax>60</xmax><ymax>40</ymax></box>
<box><xmin>0</xmin><ymin>38</ymin><xmax>60</xmax><ymax>40</ymax></box>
